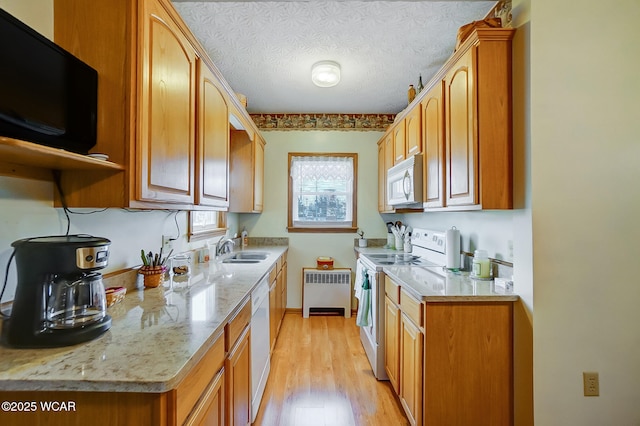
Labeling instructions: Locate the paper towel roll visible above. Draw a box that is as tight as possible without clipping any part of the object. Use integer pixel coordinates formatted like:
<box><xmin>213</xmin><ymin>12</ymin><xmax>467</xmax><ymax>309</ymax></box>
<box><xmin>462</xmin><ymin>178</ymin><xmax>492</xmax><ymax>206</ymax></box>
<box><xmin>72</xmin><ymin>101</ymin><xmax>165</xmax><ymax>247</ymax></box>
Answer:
<box><xmin>445</xmin><ymin>227</ymin><xmax>461</xmax><ymax>269</ymax></box>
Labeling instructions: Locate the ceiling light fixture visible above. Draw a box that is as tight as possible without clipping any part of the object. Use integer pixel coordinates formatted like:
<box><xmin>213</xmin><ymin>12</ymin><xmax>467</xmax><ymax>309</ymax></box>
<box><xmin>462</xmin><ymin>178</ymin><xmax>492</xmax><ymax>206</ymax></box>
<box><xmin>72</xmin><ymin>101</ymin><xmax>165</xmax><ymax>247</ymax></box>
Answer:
<box><xmin>311</xmin><ymin>60</ymin><xmax>341</xmax><ymax>88</ymax></box>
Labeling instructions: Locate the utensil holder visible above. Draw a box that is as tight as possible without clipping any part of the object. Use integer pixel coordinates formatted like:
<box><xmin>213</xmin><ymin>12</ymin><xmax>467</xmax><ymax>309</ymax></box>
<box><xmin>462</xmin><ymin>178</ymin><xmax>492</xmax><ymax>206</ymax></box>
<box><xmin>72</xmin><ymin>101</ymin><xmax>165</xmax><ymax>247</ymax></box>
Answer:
<box><xmin>395</xmin><ymin>236</ymin><xmax>403</xmax><ymax>251</ymax></box>
<box><xmin>139</xmin><ymin>266</ymin><xmax>166</xmax><ymax>288</ymax></box>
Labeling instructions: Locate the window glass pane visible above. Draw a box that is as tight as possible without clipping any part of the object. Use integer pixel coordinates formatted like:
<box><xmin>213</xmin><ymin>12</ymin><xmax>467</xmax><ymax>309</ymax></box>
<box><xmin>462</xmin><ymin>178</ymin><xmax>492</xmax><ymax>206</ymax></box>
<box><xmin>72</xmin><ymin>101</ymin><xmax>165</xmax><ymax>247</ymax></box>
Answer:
<box><xmin>296</xmin><ymin>194</ymin><xmax>348</xmax><ymax>222</ymax></box>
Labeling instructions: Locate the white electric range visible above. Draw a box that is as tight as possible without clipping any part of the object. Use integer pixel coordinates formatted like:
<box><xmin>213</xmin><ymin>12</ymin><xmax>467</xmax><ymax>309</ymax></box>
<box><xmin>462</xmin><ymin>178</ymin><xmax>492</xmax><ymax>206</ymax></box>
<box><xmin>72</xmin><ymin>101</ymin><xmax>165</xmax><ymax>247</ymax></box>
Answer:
<box><xmin>356</xmin><ymin>228</ymin><xmax>451</xmax><ymax>380</ymax></box>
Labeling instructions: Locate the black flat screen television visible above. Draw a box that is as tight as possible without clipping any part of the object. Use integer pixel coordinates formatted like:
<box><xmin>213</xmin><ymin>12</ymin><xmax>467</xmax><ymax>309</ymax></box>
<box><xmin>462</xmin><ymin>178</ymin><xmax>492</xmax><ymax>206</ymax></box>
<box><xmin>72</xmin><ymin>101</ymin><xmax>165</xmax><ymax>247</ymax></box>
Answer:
<box><xmin>0</xmin><ymin>8</ymin><xmax>97</xmax><ymax>155</ymax></box>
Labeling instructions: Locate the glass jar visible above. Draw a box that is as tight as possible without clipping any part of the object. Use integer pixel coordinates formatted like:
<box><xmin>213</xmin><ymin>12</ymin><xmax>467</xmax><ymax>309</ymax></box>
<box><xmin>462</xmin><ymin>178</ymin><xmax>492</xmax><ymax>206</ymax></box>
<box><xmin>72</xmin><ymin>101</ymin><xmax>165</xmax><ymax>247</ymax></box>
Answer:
<box><xmin>472</xmin><ymin>249</ymin><xmax>491</xmax><ymax>279</ymax></box>
<box><xmin>170</xmin><ymin>253</ymin><xmax>192</xmax><ymax>290</ymax></box>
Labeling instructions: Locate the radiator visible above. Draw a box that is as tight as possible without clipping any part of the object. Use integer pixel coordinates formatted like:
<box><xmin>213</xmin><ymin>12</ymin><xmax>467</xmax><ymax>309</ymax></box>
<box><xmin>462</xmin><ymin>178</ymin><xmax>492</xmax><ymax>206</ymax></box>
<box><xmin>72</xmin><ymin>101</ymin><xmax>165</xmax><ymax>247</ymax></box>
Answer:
<box><xmin>302</xmin><ymin>268</ymin><xmax>352</xmax><ymax>318</ymax></box>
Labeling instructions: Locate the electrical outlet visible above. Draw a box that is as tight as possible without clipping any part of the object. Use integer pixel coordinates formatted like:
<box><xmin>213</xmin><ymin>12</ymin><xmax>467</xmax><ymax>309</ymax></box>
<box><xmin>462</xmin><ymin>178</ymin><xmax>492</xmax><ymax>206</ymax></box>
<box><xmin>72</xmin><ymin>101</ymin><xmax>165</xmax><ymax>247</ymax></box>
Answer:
<box><xmin>583</xmin><ymin>372</ymin><xmax>599</xmax><ymax>396</ymax></box>
<box><xmin>162</xmin><ymin>235</ymin><xmax>173</xmax><ymax>252</ymax></box>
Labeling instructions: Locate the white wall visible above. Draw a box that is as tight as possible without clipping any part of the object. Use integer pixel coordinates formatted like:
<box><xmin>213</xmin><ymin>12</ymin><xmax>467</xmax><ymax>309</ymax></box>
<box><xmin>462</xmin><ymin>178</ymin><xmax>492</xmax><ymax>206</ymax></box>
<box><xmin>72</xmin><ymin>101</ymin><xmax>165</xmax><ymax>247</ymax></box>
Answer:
<box><xmin>532</xmin><ymin>0</ymin><xmax>640</xmax><ymax>424</ymax></box>
<box><xmin>0</xmin><ymin>0</ymin><xmax>52</xmax><ymax>38</ymax></box>
<box><xmin>238</xmin><ymin>131</ymin><xmax>388</xmax><ymax>309</ymax></box>
<box><xmin>0</xmin><ymin>176</ymin><xmax>199</xmax><ymax>300</ymax></box>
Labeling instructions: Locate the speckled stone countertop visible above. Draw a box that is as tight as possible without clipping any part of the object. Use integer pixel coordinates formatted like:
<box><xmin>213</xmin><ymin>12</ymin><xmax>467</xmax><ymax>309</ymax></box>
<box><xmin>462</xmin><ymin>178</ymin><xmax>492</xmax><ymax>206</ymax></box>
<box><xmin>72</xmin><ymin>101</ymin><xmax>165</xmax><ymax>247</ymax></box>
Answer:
<box><xmin>0</xmin><ymin>246</ymin><xmax>288</xmax><ymax>393</ymax></box>
<box><xmin>355</xmin><ymin>247</ymin><xmax>518</xmax><ymax>302</ymax></box>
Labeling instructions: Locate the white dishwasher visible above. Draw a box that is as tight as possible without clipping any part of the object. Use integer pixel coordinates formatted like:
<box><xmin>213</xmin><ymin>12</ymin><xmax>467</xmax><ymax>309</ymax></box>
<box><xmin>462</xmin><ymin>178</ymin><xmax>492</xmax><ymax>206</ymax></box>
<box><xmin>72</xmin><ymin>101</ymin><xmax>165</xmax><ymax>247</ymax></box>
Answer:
<box><xmin>251</xmin><ymin>276</ymin><xmax>270</xmax><ymax>422</ymax></box>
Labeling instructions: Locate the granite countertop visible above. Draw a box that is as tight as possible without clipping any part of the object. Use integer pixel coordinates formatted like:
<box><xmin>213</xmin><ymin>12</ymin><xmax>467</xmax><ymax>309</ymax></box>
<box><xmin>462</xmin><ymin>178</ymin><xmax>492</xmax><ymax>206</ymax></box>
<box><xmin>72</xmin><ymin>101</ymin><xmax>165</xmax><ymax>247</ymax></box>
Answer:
<box><xmin>0</xmin><ymin>245</ymin><xmax>288</xmax><ymax>393</ymax></box>
<box><xmin>355</xmin><ymin>246</ymin><xmax>518</xmax><ymax>303</ymax></box>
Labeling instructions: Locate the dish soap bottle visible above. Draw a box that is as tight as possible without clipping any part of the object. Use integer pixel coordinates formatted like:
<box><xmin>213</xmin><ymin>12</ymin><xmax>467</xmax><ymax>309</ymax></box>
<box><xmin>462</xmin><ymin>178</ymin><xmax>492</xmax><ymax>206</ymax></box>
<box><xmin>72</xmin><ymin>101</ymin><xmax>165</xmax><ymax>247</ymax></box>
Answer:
<box><xmin>241</xmin><ymin>228</ymin><xmax>248</xmax><ymax>249</ymax></box>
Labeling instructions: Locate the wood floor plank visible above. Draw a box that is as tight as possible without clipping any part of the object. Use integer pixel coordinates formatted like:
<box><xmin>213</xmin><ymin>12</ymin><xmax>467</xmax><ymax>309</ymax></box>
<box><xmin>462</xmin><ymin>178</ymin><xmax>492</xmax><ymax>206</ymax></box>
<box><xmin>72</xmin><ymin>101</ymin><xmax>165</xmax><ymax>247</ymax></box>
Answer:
<box><xmin>254</xmin><ymin>314</ymin><xmax>409</xmax><ymax>426</ymax></box>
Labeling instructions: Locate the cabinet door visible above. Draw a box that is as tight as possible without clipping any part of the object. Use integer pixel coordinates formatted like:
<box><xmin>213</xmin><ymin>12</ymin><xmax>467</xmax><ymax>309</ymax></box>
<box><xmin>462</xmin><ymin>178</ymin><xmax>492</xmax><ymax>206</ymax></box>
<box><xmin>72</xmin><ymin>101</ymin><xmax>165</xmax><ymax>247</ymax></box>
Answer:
<box><xmin>185</xmin><ymin>369</ymin><xmax>225</xmax><ymax>426</ymax></box>
<box><xmin>384</xmin><ymin>296</ymin><xmax>400</xmax><ymax>394</ymax></box>
<box><xmin>138</xmin><ymin>0</ymin><xmax>196</xmax><ymax>203</ymax></box>
<box><xmin>269</xmin><ymin>281</ymin><xmax>277</xmax><ymax>353</ymax></box>
<box><xmin>422</xmin><ymin>82</ymin><xmax>445</xmax><ymax>209</ymax></box>
<box><xmin>253</xmin><ymin>136</ymin><xmax>265</xmax><ymax>212</ymax></box>
<box><xmin>275</xmin><ymin>267</ymin><xmax>284</xmax><ymax>331</ymax></box>
<box><xmin>377</xmin><ymin>140</ymin><xmax>385</xmax><ymax>212</ymax></box>
<box><xmin>400</xmin><ymin>314</ymin><xmax>423</xmax><ymax>426</ymax></box>
<box><xmin>229</xmin><ymin>131</ymin><xmax>263</xmax><ymax>213</ymax></box>
<box><xmin>445</xmin><ymin>47</ymin><xmax>477</xmax><ymax>206</ymax></box>
<box><xmin>405</xmin><ymin>108</ymin><xmax>422</xmax><ymax>157</ymax></box>
<box><xmin>226</xmin><ymin>326</ymin><xmax>251</xmax><ymax>426</ymax></box>
<box><xmin>281</xmin><ymin>262</ymin><xmax>288</xmax><ymax>320</ymax></box>
<box><xmin>197</xmin><ymin>60</ymin><xmax>229</xmax><ymax>208</ymax></box>
<box><xmin>393</xmin><ymin>121</ymin><xmax>406</xmax><ymax>165</ymax></box>
<box><xmin>383</xmin><ymin>133</ymin><xmax>395</xmax><ymax>212</ymax></box>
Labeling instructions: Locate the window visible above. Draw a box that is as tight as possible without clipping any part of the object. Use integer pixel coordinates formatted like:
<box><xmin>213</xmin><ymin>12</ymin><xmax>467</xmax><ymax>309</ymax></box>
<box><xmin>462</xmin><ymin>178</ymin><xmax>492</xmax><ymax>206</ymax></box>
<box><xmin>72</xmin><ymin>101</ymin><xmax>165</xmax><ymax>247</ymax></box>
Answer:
<box><xmin>288</xmin><ymin>153</ymin><xmax>358</xmax><ymax>233</ymax></box>
<box><xmin>188</xmin><ymin>211</ymin><xmax>227</xmax><ymax>241</ymax></box>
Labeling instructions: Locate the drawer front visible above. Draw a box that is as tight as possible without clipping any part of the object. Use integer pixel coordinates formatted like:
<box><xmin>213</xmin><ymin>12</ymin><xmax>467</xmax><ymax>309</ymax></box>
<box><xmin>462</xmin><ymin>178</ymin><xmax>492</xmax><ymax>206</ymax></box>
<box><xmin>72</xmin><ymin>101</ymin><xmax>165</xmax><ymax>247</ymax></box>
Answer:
<box><xmin>175</xmin><ymin>331</ymin><xmax>225</xmax><ymax>425</ymax></box>
<box><xmin>225</xmin><ymin>297</ymin><xmax>251</xmax><ymax>351</ymax></box>
<box><xmin>269</xmin><ymin>265</ymin><xmax>277</xmax><ymax>284</ymax></box>
<box><xmin>385</xmin><ymin>278</ymin><xmax>400</xmax><ymax>305</ymax></box>
<box><xmin>400</xmin><ymin>288</ymin><xmax>423</xmax><ymax>328</ymax></box>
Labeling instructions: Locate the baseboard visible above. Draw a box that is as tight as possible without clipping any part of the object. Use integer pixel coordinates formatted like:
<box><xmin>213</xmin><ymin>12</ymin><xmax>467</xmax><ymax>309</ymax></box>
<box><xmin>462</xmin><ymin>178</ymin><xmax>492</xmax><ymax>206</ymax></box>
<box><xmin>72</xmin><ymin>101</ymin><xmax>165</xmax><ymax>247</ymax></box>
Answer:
<box><xmin>285</xmin><ymin>308</ymin><xmax>357</xmax><ymax>316</ymax></box>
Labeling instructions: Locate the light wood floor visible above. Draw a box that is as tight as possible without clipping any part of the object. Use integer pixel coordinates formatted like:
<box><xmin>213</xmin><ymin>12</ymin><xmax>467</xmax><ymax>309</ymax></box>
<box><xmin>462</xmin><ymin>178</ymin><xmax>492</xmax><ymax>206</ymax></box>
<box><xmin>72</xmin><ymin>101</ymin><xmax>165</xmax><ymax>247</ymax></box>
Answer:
<box><xmin>253</xmin><ymin>313</ymin><xmax>409</xmax><ymax>426</ymax></box>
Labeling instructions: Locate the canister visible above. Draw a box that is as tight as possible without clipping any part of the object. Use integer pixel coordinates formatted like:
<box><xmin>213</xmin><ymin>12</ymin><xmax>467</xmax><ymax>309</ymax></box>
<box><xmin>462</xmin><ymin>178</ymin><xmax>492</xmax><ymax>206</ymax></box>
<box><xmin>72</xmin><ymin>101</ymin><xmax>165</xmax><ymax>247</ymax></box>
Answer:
<box><xmin>472</xmin><ymin>250</ymin><xmax>491</xmax><ymax>278</ymax></box>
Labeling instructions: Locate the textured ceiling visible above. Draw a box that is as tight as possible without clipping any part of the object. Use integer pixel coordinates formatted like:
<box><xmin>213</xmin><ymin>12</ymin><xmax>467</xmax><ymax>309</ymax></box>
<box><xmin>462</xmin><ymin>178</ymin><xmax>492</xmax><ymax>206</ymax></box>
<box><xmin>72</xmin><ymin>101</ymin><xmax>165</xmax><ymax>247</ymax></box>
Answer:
<box><xmin>172</xmin><ymin>1</ymin><xmax>496</xmax><ymax>115</ymax></box>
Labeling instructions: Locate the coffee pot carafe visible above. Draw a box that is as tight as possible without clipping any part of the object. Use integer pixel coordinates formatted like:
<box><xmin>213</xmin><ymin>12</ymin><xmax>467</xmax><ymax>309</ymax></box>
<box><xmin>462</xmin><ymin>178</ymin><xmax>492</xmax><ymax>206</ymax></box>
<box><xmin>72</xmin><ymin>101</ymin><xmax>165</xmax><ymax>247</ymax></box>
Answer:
<box><xmin>2</xmin><ymin>235</ymin><xmax>112</xmax><ymax>348</ymax></box>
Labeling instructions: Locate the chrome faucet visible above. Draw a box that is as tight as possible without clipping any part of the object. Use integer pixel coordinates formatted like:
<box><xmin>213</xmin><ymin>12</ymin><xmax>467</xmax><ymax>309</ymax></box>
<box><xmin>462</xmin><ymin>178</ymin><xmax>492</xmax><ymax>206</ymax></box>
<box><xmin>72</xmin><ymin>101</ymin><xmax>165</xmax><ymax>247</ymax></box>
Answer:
<box><xmin>215</xmin><ymin>237</ymin><xmax>235</xmax><ymax>257</ymax></box>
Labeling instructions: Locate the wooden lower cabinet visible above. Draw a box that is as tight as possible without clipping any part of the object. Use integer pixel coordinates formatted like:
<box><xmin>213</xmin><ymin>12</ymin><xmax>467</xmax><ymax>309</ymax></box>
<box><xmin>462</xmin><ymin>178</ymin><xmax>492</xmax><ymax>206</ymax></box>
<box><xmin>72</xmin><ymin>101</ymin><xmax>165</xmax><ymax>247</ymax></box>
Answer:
<box><xmin>269</xmin><ymin>276</ymin><xmax>278</xmax><ymax>353</ymax></box>
<box><xmin>225</xmin><ymin>325</ymin><xmax>251</xmax><ymax>426</ymax></box>
<box><xmin>399</xmin><ymin>292</ymin><xmax>424</xmax><ymax>426</ymax></box>
<box><xmin>185</xmin><ymin>368</ymin><xmax>225</xmax><ymax>426</ymax></box>
<box><xmin>225</xmin><ymin>298</ymin><xmax>251</xmax><ymax>426</ymax></box>
<box><xmin>0</xmin><ymin>332</ymin><xmax>226</xmax><ymax>426</ymax></box>
<box><xmin>383</xmin><ymin>277</ymin><xmax>514</xmax><ymax>426</ymax></box>
<box><xmin>384</xmin><ymin>295</ymin><xmax>400</xmax><ymax>393</ymax></box>
<box><xmin>424</xmin><ymin>302</ymin><xmax>513</xmax><ymax>426</ymax></box>
<box><xmin>269</xmin><ymin>253</ymin><xmax>288</xmax><ymax>353</ymax></box>
<box><xmin>279</xmin><ymin>261</ymin><xmax>288</xmax><ymax>326</ymax></box>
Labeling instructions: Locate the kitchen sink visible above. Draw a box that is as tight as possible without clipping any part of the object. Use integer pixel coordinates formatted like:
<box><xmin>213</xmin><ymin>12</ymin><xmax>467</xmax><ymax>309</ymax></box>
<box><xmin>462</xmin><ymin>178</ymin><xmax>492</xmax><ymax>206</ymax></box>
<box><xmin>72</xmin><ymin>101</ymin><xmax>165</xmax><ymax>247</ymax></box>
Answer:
<box><xmin>222</xmin><ymin>258</ymin><xmax>261</xmax><ymax>264</ymax></box>
<box><xmin>222</xmin><ymin>251</ymin><xmax>269</xmax><ymax>264</ymax></box>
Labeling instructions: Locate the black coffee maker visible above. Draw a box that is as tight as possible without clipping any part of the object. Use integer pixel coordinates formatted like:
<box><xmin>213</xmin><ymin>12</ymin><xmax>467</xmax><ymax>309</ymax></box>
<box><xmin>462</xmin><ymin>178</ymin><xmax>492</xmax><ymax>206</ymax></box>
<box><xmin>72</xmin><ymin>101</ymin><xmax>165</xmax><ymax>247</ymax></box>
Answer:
<box><xmin>2</xmin><ymin>235</ymin><xmax>112</xmax><ymax>348</ymax></box>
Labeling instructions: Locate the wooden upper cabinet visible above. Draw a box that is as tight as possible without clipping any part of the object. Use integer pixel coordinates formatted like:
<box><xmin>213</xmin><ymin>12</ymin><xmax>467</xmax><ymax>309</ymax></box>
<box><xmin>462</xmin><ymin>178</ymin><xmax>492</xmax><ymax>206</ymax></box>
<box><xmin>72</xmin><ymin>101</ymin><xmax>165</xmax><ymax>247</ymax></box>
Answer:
<box><xmin>443</xmin><ymin>29</ymin><xmax>514</xmax><ymax>209</ymax></box>
<box><xmin>405</xmin><ymin>107</ymin><xmax>422</xmax><ymax>158</ymax></box>
<box><xmin>422</xmin><ymin>82</ymin><xmax>445</xmax><ymax>209</ymax></box>
<box><xmin>253</xmin><ymin>136</ymin><xmax>265</xmax><ymax>212</ymax></box>
<box><xmin>229</xmin><ymin>129</ymin><xmax>265</xmax><ymax>213</ymax></box>
<box><xmin>377</xmin><ymin>140</ymin><xmax>385</xmax><ymax>212</ymax></box>
<box><xmin>393</xmin><ymin>121</ymin><xmax>406</xmax><ymax>165</ymax></box>
<box><xmin>375</xmin><ymin>28</ymin><xmax>514</xmax><ymax>212</ymax></box>
<box><xmin>445</xmin><ymin>47</ymin><xmax>477</xmax><ymax>207</ymax></box>
<box><xmin>53</xmin><ymin>0</ymin><xmax>258</xmax><ymax>210</ymax></box>
<box><xmin>377</xmin><ymin>131</ymin><xmax>395</xmax><ymax>213</ymax></box>
<box><xmin>197</xmin><ymin>60</ymin><xmax>230</xmax><ymax>208</ymax></box>
<box><xmin>138</xmin><ymin>0</ymin><xmax>197</xmax><ymax>204</ymax></box>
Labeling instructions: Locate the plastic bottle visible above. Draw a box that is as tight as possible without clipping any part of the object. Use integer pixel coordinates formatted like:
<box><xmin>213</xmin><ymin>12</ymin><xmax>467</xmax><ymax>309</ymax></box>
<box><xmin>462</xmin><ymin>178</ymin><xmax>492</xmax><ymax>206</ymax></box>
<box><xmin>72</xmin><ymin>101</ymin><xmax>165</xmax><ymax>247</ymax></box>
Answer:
<box><xmin>472</xmin><ymin>249</ymin><xmax>491</xmax><ymax>278</ymax></box>
<box><xmin>241</xmin><ymin>228</ymin><xmax>248</xmax><ymax>248</ymax></box>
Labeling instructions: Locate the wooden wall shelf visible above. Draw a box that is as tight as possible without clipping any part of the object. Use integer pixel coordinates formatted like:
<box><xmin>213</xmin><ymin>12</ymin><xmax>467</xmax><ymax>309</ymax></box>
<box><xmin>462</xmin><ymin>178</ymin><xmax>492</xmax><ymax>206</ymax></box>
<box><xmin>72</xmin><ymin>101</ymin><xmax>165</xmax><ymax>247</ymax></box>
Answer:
<box><xmin>0</xmin><ymin>137</ymin><xmax>124</xmax><ymax>180</ymax></box>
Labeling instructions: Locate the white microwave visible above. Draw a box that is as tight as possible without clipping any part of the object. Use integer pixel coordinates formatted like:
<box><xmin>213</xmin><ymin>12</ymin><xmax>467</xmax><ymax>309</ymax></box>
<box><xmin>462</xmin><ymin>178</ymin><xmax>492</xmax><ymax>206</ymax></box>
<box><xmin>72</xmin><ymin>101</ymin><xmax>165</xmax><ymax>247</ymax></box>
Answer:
<box><xmin>387</xmin><ymin>154</ymin><xmax>423</xmax><ymax>207</ymax></box>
